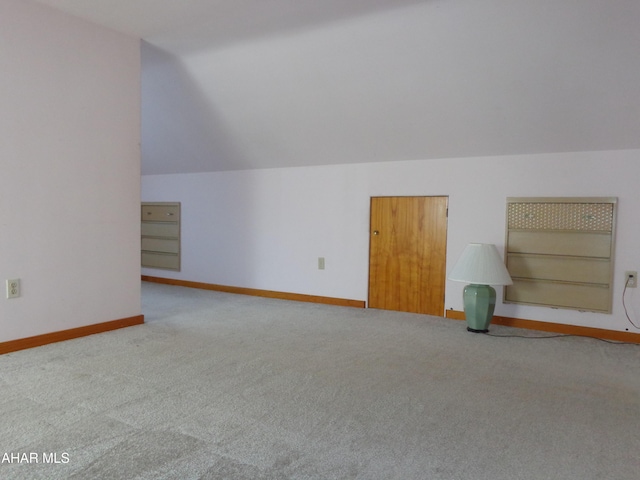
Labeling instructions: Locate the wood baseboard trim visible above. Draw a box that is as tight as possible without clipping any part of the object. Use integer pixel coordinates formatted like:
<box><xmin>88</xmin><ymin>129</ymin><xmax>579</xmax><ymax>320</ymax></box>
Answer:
<box><xmin>445</xmin><ymin>309</ymin><xmax>640</xmax><ymax>344</ymax></box>
<box><xmin>0</xmin><ymin>315</ymin><xmax>145</xmax><ymax>355</ymax></box>
<box><xmin>142</xmin><ymin>275</ymin><xmax>366</xmax><ymax>309</ymax></box>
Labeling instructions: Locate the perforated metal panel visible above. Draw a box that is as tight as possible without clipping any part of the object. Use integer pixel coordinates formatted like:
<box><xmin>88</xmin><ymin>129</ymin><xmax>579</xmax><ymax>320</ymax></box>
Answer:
<box><xmin>508</xmin><ymin>202</ymin><xmax>613</xmax><ymax>232</ymax></box>
<box><xmin>505</xmin><ymin>197</ymin><xmax>617</xmax><ymax>313</ymax></box>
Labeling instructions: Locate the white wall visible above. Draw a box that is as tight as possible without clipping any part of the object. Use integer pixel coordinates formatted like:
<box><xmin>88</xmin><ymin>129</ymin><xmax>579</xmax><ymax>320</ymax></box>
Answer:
<box><xmin>0</xmin><ymin>0</ymin><xmax>141</xmax><ymax>342</ymax></box>
<box><xmin>142</xmin><ymin>150</ymin><xmax>640</xmax><ymax>333</ymax></box>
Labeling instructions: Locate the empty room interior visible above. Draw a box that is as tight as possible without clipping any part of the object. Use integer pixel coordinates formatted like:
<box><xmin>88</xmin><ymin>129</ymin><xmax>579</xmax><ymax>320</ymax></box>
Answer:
<box><xmin>1</xmin><ymin>0</ymin><xmax>639</xmax><ymax>479</ymax></box>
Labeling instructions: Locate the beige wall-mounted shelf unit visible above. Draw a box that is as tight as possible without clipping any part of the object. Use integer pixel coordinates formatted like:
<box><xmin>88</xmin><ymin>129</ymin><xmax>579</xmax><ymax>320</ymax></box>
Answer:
<box><xmin>141</xmin><ymin>202</ymin><xmax>181</xmax><ymax>271</ymax></box>
<box><xmin>504</xmin><ymin>197</ymin><xmax>617</xmax><ymax>313</ymax></box>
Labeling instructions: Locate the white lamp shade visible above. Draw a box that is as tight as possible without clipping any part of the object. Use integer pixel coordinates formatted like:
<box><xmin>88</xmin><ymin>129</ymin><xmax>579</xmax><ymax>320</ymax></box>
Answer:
<box><xmin>448</xmin><ymin>243</ymin><xmax>513</xmax><ymax>286</ymax></box>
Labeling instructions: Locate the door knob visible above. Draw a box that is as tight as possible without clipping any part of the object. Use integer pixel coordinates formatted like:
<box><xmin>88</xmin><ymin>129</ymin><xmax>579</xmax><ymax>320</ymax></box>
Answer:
<box><xmin>373</xmin><ymin>230</ymin><xmax>379</xmax><ymax>235</ymax></box>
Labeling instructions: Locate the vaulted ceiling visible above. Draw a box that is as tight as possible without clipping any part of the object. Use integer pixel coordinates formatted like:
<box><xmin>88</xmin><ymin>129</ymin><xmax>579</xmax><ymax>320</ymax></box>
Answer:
<box><xmin>34</xmin><ymin>0</ymin><xmax>640</xmax><ymax>174</ymax></box>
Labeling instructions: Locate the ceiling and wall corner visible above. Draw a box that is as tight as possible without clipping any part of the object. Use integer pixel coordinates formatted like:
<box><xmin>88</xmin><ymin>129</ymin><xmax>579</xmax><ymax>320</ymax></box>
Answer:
<box><xmin>140</xmin><ymin>0</ymin><xmax>640</xmax><ymax>174</ymax></box>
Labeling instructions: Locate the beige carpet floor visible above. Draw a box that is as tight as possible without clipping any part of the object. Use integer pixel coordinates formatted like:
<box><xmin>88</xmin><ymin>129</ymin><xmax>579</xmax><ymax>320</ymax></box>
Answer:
<box><xmin>1</xmin><ymin>281</ymin><xmax>639</xmax><ymax>479</ymax></box>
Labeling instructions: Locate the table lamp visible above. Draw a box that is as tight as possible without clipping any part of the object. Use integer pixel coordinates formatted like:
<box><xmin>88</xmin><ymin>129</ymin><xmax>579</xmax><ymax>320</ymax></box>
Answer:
<box><xmin>448</xmin><ymin>243</ymin><xmax>513</xmax><ymax>333</ymax></box>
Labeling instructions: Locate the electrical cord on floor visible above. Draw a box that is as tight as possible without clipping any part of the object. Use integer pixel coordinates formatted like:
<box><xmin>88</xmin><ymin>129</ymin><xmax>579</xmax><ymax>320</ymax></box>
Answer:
<box><xmin>482</xmin><ymin>331</ymin><xmax>639</xmax><ymax>346</ymax></box>
<box><xmin>483</xmin><ymin>332</ymin><xmax>568</xmax><ymax>340</ymax></box>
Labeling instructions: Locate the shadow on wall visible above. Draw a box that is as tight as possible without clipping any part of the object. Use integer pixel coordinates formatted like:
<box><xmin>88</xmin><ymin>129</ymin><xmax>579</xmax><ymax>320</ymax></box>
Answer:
<box><xmin>141</xmin><ymin>41</ymin><xmax>251</xmax><ymax>174</ymax></box>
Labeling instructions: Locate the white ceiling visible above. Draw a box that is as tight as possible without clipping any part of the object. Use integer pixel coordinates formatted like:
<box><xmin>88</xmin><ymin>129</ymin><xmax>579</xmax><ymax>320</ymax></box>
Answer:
<box><xmin>33</xmin><ymin>0</ymin><xmax>640</xmax><ymax>174</ymax></box>
<box><xmin>33</xmin><ymin>0</ymin><xmax>425</xmax><ymax>54</ymax></box>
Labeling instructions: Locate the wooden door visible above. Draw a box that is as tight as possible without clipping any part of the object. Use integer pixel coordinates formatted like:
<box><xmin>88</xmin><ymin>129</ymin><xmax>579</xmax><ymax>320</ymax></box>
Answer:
<box><xmin>368</xmin><ymin>196</ymin><xmax>448</xmax><ymax>315</ymax></box>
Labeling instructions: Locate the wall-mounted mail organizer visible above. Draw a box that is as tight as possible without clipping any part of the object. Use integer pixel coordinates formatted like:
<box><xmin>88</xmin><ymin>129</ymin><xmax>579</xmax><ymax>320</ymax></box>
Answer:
<box><xmin>141</xmin><ymin>202</ymin><xmax>181</xmax><ymax>271</ymax></box>
<box><xmin>504</xmin><ymin>197</ymin><xmax>617</xmax><ymax>313</ymax></box>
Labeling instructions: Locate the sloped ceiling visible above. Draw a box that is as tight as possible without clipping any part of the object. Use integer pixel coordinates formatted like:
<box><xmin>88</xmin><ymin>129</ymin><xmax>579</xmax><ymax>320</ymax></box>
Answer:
<box><xmin>34</xmin><ymin>0</ymin><xmax>640</xmax><ymax>174</ymax></box>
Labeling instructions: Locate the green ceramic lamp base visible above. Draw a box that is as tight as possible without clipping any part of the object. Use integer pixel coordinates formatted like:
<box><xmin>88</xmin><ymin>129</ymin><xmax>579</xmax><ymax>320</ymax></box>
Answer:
<box><xmin>463</xmin><ymin>284</ymin><xmax>497</xmax><ymax>333</ymax></box>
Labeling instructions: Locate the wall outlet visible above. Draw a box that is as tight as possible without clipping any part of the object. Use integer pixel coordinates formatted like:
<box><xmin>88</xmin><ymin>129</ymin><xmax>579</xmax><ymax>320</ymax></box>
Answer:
<box><xmin>6</xmin><ymin>279</ymin><xmax>20</xmax><ymax>299</ymax></box>
<box><xmin>624</xmin><ymin>270</ymin><xmax>638</xmax><ymax>288</ymax></box>
<box><xmin>625</xmin><ymin>271</ymin><xmax>637</xmax><ymax>288</ymax></box>
<box><xmin>318</xmin><ymin>257</ymin><xmax>325</xmax><ymax>270</ymax></box>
